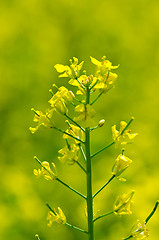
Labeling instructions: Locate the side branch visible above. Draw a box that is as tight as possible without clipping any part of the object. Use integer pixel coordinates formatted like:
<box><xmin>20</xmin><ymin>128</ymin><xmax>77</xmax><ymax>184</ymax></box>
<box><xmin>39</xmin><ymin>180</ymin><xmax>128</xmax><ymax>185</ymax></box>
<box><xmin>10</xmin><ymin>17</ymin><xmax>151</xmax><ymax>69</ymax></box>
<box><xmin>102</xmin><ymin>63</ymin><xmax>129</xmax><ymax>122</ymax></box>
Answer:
<box><xmin>76</xmin><ymin>161</ymin><xmax>87</xmax><ymax>174</ymax></box>
<box><xmin>93</xmin><ymin>175</ymin><xmax>115</xmax><ymax>199</ymax></box>
<box><xmin>91</xmin><ymin>142</ymin><xmax>115</xmax><ymax>159</ymax></box>
<box><xmin>93</xmin><ymin>211</ymin><xmax>114</xmax><ymax>223</ymax></box>
<box><xmin>53</xmin><ymin>126</ymin><xmax>85</xmax><ymax>144</ymax></box>
<box><xmin>65</xmin><ymin>114</ymin><xmax>85</xmax><ymax>132</ymax></box>
<box><xmin>79</xmin><ymin>144</ymin><xmax>87</xmax><ymax>162</ymax></box>
<box><xmin>57</xmin><ymin>178</ymin><xmax>87</xmax><ymax>200</ymax></box>
<box><xmin>145</xmin><ymin>200</ymin><xmax>159</xmax><ymax>224</ymax></box>
<box><xmin>65</xmin><ymin>222</ymin><xmax>88</xmax><ymax>234</ymax></box>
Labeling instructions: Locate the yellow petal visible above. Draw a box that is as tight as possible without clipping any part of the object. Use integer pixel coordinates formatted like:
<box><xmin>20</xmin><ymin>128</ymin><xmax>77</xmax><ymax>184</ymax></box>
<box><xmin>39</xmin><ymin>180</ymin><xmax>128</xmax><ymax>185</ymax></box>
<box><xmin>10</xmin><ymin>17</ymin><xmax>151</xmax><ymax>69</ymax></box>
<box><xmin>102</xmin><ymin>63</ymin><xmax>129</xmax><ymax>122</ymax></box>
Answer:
<box><xmin>90</xmin><ymin>56</ymin><xmax>101</xmax><ymax>66</ymax></box>
<box><xmin>54</xmin><ymin>64</ymin><xmax>70</xmax><ymax>73</ymax></box>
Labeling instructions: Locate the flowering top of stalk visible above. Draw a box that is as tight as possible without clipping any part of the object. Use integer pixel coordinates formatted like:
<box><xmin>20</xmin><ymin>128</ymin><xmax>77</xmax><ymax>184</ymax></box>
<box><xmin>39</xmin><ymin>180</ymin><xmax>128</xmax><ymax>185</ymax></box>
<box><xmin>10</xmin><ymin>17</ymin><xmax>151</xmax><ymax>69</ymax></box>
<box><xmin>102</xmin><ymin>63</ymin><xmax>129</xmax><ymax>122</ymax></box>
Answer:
<box><xmin>113</xmin><ymin>190</ymin><xmax>135</xmax><ymax>215</ymax></box>
<box><xmin>33</xmin><ymin>156</ymin><xmax>57</xmax><ymax>181</ymax></box>
<box><xmin>131</xmin><ymin>221</ymin><xmax>149</xmax><ymax>239</ymax></box>
<box><xmin>112</xmin><ymin>118</ymin><xmax>138</xmax><ymax>145</ymax></box>
<box><xmin>47</xmin><ymin>207</ymin><xmax>66</xmax><ymax>226</ymax></box>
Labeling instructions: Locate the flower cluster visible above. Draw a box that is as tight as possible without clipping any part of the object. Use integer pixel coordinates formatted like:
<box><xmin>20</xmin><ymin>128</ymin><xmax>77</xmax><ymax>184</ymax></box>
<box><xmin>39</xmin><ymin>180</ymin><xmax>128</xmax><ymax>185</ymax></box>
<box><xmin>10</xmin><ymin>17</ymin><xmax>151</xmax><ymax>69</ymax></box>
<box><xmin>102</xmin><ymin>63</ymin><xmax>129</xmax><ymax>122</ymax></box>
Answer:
<box><xmin>48</xmin><ymin>85</ymin><xmax>75</xmax><ymax>115</ymax></box>
<box><xmin>33</xmin><ymin>157</ymin><xmax>57</xmax><ymax>181</ymax></box>
<box><xmin>90</xmin><ymin>56</ymin><xmax>119</xmax><ymax>93</ymax></box>
<box><xmin>131</xmin><ymin>221</ymin><xmax>149</xmax><ymax>239</ymax></box>
<box><xmin>47</xmin><ymin>207</ymin><xmax>66</xmax><ymax>226</ymax></box>
<box><xmin>112</xmin><ymin>118</ymin><xmax>138</xmax><ymax>145</ymax></box>
<box><xmin>29</xmin><ymin>108</ymin><xmax>53</xmax><ymax>134</ymax></box>
<box><xmin>58</xmin><ymin>143</ymin><xmax>79</xmax><ymax>164</ymax></box>
<box><xmin>113</xmin><ymin>190</ymin><xmax>135</xmax><ymax>215</ymax></box>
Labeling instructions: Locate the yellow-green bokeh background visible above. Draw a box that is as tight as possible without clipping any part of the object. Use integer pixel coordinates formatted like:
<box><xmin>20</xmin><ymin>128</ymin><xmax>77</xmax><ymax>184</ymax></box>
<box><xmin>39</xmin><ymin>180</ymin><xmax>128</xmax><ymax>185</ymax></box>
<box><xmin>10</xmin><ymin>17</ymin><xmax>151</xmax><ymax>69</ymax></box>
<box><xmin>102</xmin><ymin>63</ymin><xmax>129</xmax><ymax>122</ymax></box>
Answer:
<box><xmin>0</xmin><ymin>0</ymin><xmax>159</xmax><ymax>239</ymax></box>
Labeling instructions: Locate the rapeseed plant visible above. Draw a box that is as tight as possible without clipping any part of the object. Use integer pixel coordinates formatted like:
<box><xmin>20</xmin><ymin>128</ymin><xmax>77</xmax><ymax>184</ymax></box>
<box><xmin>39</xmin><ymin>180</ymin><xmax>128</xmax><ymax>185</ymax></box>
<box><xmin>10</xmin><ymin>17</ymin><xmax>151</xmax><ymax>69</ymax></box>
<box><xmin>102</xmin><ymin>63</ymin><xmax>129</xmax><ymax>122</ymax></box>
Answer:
<box><xmin>31</xmin><ymin>56</ymin><xmax>158</xmax><ymax>240</ymax></box>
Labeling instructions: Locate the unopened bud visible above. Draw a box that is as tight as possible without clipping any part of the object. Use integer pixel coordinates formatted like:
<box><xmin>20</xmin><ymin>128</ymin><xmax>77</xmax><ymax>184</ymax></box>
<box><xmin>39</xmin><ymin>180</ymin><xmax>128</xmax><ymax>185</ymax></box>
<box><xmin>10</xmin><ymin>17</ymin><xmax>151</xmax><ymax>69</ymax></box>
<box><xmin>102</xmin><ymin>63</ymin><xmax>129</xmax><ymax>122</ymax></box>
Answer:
<box><xmin>98</xmin><ymin>119</ymin><xmax>105</xmax><ymax>127</ymax></box>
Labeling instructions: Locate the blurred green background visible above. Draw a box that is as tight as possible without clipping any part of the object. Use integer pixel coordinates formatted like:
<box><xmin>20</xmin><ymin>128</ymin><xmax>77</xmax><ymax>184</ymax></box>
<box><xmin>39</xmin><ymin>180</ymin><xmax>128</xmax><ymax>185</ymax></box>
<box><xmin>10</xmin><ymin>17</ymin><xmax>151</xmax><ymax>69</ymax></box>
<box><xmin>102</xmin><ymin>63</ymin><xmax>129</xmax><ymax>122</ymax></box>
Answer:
<box><xmin>0</xmin><ymin>0</ymin><xmax>159</xmax><ymax>239</ymax></box>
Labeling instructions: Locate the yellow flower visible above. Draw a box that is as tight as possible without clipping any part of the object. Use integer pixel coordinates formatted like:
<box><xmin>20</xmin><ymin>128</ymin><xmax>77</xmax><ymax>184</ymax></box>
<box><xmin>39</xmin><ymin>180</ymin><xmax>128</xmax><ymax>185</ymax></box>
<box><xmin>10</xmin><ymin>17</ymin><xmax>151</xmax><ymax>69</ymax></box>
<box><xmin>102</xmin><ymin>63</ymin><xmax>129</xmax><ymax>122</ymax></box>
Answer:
<box><xmin>112</xmin><ymin>154</ymin><xmax>132</xmax><ymax>177</ymax></box>
<box><xmin>48</xmin><ymin>86</ymin><xmax>75</xmax><ymax>115</ymax></box>
<box><xmin>90</xmin><ymin>56</ymin><xmax>119</xmax><ymax>70</ymax></box>
<box><xmin>112</xmin><ymin>120</ymin><xmax>138</xmax><ymax>145</ymax></box>
<box><xmin>54</xmin><ymin>57</ymin><xmax>84</xmax><ymax>79</ymax></box>
<box><xmin>58</xmin><ymin>144</ymin><xmax>79</xmax><ymax>164</ymax></box>
<box><xmin>132</xmin><ymin>221</ymin><xmax>149</xmax><ymax>239</ymax></box>
<box><xmin>113</xmin><ymin>190</ymin><xmax>135</xmax><ymax>215</ymax></box>
<box><xmin>63</xmin><ymin>123</ymin><xmax>84</xmax><ymax>144</ymax></box>
<box><xmin>94</xmin><ymin>72</ymin><xmax>118</xmax><ymax>93</ymax></box>
<box><xmin>33</xmin><ymin>157</ymin><xmax>57</xmax><ymax>181</ymax></box>
<box><xmin>90</xmin><ymin>56</ymin><xmax>119</xmax><ymax>93</ymax></box>
<box><xmin>74</xmin><ymin>104</ymin><xmax>96</xmax><ymax>127</ymax></box>
<box><xmin>47</xmin><ymin>207</ymin><xmax>66</xmax><ymax>226</ymax></box>
<box><xmin>29</xmin><ymin>108</ymin><xmax>53</xmax><ymax>133</ymax></box>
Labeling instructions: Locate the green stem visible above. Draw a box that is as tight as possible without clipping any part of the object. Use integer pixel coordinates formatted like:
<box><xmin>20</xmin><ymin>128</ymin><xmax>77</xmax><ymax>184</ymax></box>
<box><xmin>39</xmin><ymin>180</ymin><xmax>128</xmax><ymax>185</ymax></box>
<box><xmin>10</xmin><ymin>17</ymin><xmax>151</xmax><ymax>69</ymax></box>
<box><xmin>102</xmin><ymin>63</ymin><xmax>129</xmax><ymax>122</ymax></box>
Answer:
<box><xmin>93</xmin><ymin>175</ymin><xmax>115</xmax><ymax>198</ymax></box>
<box><xmin>53</xmin><ymin>126</ymin><xmax>85</xmax><ymax>144</ymax></box>
<box><xmin>123</xmin><ymin>235</ymin><xmax>133</xmax><ymax>240</ymax></box>
<box><xmin>79</xmin><ymin>144</ymin><xmax>87</xmax><ymax>162</ymax></box>
<box><xmin>74</xmin><ymin>97</ymin><xmax>83</xmax><ymax>104</ymax></box>
<box><xmin>93</xmin><ymin>211</ymin><xmax>114</xmax><ymax>223</ymax></box>
<box><xmin>65</xmin><ymin>114</ymin><xmax>85</xmax><ymax>132</ymax></box>
<box><xmin>90</xmin><ymin>126</ymin><xmax>100</xmax><ymax>131</ymax></box>
<box><xmin>120</xmin><ymin>117</ymin><xmax>134</xmax><ymax>135</ymax></box>
<box><xmin>90</xmin><ymin>92</ymin><xmax>103</xmax><ymax>105</ymax></box>
<box><xmin>76</xmin><ymin>161</ymin><xmax>87</xmax><ymax>174</ymax></box>
<box><xmin>90</xmin><ymin>79</ymin><xmax>99</xmax><ymax>90</ymax></box>
<box><xmin>145</xmin><ymin>200</ymin><xmax>159</xmax><ymax>224</ymax></box>
<box><xmin>65</xmin><ymin>222</ymin><xmax>88</xmax><ymax>234</ymax></box>
<box><xmin>91</xmin><ymin>142</ymin><xmax>115</xmax><ymax>159</ymax></box>
<box><xmin>85</xmin><ymin>86</ymin><xmax>94</xmax><ymax>240</ymax></box>
<box><xmin>56</xmin><ymin>178</ymin><xmax>86</xmax><ymax>200</ymax></box>
<box><xmin>46</xmin><ymin>203</ymin><xmax>57</xmax><ymax>215</ymax></box>
<box><xmin>76</xmin><ymin>77</ymin><xmax>85</xmax><ymax>89</ymax></box>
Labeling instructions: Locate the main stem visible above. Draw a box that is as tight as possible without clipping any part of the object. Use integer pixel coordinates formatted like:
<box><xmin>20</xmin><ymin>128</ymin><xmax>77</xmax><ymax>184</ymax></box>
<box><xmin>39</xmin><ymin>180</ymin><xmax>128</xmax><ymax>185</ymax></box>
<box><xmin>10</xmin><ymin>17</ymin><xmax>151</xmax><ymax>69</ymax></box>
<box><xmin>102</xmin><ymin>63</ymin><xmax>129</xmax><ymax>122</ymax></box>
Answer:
<box><xmin>85</xmin><ymin>86</ymin><xmax>94</xmax><ymax>240</ymax></box>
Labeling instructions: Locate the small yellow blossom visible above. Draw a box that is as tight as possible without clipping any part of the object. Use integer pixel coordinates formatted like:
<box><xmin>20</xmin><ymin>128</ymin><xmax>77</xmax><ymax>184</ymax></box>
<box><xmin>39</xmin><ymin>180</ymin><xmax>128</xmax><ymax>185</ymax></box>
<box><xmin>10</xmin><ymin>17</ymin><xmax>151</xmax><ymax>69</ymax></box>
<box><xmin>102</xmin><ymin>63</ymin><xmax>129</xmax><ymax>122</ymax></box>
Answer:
<box><xmin>58</xmin><ymin>144</ymin><xmax>79</xmax><ymax>164</ymax></box>
<box><xmin>63</xmin><ymin>123</ymin><xmax>84</xmax><ymax>144</ymax></box>
<box><xmin>113</xmin><ymin>190</ymin><xmax>135</xmax><ymax>215</ymax></box>
<box><xmin>112</xmin><ymin>154</ymin><xmax>132</xmax><ymax>177</ymax></box>
<box><xmin>132</xmin><ymin>221</ymin><xmax>149</xmax><ymax>239</ymax></box>
<box><xmin>90</xmin><ymin>56</ymin><xmax>119</xmax><ymax>93</ymax></box>
<box><xmin>54</xmin><ymin>57</ymin><xmax>84</xmax><ymax>79</ymax></box>
<box><xmin>29</xmin><ymin>108</ymin><xmax>53</xmax><ymax>133</ymax></box>
<box><xmin>47</xmin><ymin>207</ymin><xmax>66</xmax><ymax>226</ymax></box>
<box><xmin>74</xmin><ymin>104</ymin><xmax>96</xmax><ymax>127</ymax></box>
<box><xmin>34</xmin><ymin>157</ymin><xmax>57</xmax><ymax>181</ymax></box>
<box><xmin>48</xmin><ymin>86</ymin><xmax>75</xmax><ymax>115</ymax></box>
<box><xmin>112</xmin><ymin>119</ymin><xmax>138</xmax><ymax>145</ymax></box>
<box><xmin>90</xmin><ymin>56</ymin><xmax>119</xmax><ymax>70</ymax></box>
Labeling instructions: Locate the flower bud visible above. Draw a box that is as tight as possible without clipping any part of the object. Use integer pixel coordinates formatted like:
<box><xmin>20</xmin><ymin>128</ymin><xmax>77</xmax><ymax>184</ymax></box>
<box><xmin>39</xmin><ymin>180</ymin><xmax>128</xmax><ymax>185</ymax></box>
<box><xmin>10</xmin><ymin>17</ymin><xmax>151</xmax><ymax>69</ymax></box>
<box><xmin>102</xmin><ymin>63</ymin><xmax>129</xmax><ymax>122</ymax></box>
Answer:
<box><xmin>98</xmin><ymin>119</ymin><xmax>105</xmax><ymax>127</ymax></box>
<box><xmin>112</xmin><ymin>154</ymin><xmax>132</xmax><ymax>177</ymax></box>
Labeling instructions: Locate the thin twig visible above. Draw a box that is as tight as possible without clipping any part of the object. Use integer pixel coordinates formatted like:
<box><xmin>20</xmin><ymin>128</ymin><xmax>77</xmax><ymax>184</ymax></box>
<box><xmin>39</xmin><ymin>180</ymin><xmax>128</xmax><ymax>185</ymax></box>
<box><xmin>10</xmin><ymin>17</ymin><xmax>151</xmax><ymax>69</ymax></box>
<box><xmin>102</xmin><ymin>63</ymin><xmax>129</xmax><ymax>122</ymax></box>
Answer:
<box><xmin>93</xmin><ymin>175</ymin><xmax>115</xmax><ymax>198</ymax></box>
